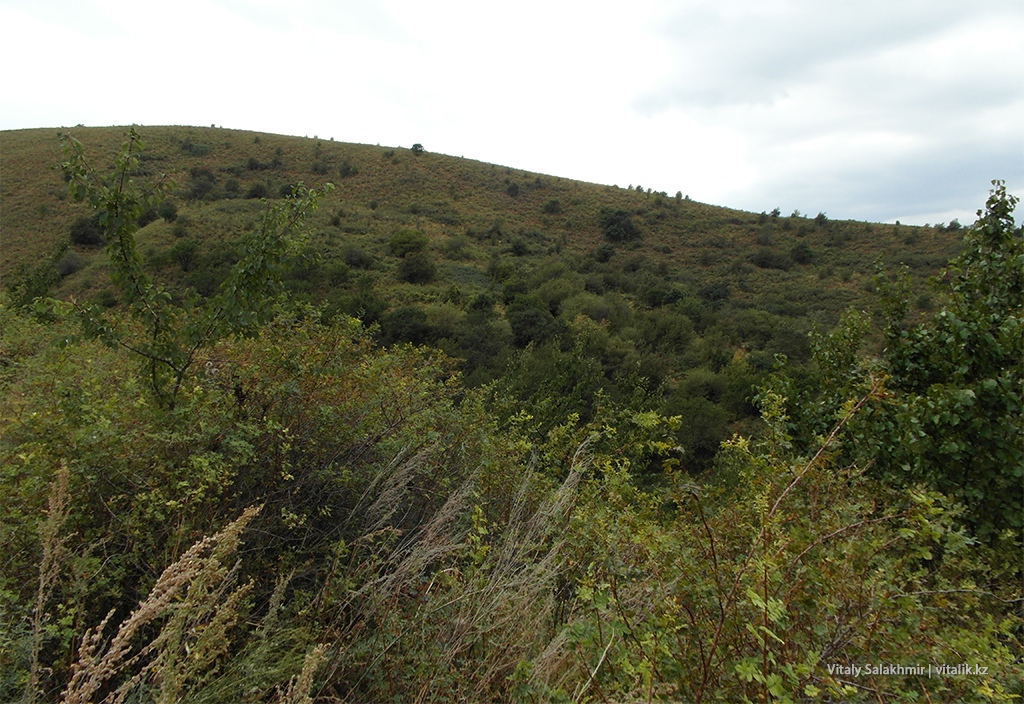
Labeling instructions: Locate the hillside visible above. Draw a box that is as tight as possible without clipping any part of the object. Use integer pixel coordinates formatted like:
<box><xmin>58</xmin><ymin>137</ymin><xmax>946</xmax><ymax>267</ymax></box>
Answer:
<box><xmin>2</xmin><ymin>126</ymin><xmax>965</xmax><ymax>461</ymax></box>
<box><xmin>1</xmin><ymin>125</ymin><xmax>967</xmax><ymax>464</ymax></box>
<box><xmin>2</xmin><ymin>125</ymin><xmax>960</xmax><ymax>304</ymax></box>
<box><xmin>1</xmin><ymin>127</ymin><xmax>1020</xmax><ymax>702</ymax></box>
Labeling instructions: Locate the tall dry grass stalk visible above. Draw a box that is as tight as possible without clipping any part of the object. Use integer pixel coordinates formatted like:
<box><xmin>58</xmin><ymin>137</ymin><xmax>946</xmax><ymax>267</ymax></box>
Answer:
<box><xmin>60</xmin><ymin>505</ymin><xmax>261</xmax><ymax>704</ymax></box>
<box><xmin>323</xmin><ymin>437</ymin><xmax>592</xmax><ymax>702</ymax></box>
<box><xmin>26</xmin><ymin>461</ymin><xmax>72</xmax><ymax>704</ymax></box>
<box><xmin>277</xmin><ymin>643</ymin><xmax>328</xmax><ymax>704</ymax></box>
<box><xmin>435</xmin><ymin>439</ymin><xmax>589</xmax><ymax>702</ymax></box>
<box><xmin>488</xmin><ymin>436</ymin><xmax>591</xmax><ymax>697</ymax></box>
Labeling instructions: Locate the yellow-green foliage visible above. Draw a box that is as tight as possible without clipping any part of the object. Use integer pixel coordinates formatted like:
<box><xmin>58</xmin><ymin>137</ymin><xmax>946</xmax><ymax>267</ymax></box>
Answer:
<box><xmin>533</xmin><ymin>387</ymin><xmax>1023</xmax><ymax>702</ymax></box>
<box><xmin>1</xmin><ymin>301</ymin><xmax>1020</xmax><ymax>702</ymax></box>
<box><xmin>0</xmin><ymin>305</ymin><xmax>503</xmax><ymax>700</ymax></box>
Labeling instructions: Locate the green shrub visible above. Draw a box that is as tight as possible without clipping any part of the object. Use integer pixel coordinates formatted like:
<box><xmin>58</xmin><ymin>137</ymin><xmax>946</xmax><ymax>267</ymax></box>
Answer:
<box><xmin>172</xmin><ymin>217</ymin><xmax>189</xmax><ymax>238</ymax></box>
<box><xmin>552</xmin><ymin>391</ymin><xmax>1023</xmax><ymax>703</ymax></box>
<box><xmin>137</xmin><ymin>207</ymin><xmax>159</xmax><ymax>227</ymax></box>
<box><xmin>863</xmin><ymin>182</ymin><xmax>1023</xmax><ymax>540</ymax></box>
<box><xmin>342</xmin><ymin>246</ymin><xmax>374</xmax><ymax>269</ymax></box>
<box><xmin>322</xmin><ymin>261</ymin><xmax>350</xmax><ymax>286</ymax></box>
<box><xmin>186</xmin><ymin>167</ymin><xmax>217</xmax><ymax>200</ymax></box>
<box><xmin>542</xmin><ymin>198</ymin><xmax>562</xmax><ymax>214</ymax></box>
<box><xmin>634</xmin><ymin>308</ymin><xmax>695</xmax><ymax>352</ymax></box>
<box><xmin>750</xmin><ymin>248</ymin><xmax>792</xmax><ymax>270</ymax></box>
<box><xmin>169</xmin><ymin>238</ymin><xmax>199</xmax><ymax>272</ymax></box>
<box><xmin>506</xmin><ymin>297</ymin><xmax>557</xmax><ymax>347</ymax></box>
<box><xmin>246</xmin><ymin>182</ymin><xmax>269</xmax><ymax>199</ymax></box>
<box><xmin>698</xmin><ymin>282</ymin><xmax>730</xmax><ymax>304</ymax></box>
<box><xmin>338</xmin><ymin>159</ymin><xmax>359</xmax><ymax>178</ymax></box>
<box><xmin>69</xmin><ymin>215</ymin><xmax>103</xmax><ymax>246</ymax></box>
<box><xmin>389</xmin><ymin>229</ymin><xmax>428</xmax><ymax>257</ymax></box>
<box><xmin>158</xmin><ymin>200</ymin><xmax>178</xmax><ymax>222</ymax></box>
<box><xmin>586</xmin><ymin>244</ymin><xmax>611</xmax><ymax>263</ymax></box>
<box><xmin>600</xmin><ymin>208</ymin><xmax>642</xmax><ymax>242</ymax></box>
<box><xmin>55</xmin><ymin>250</ymin><xmax>84</xmax><ymax>278</ymax></box>
<box><xmin>790</xmin><ymin>241</ymin><xmax>814</xmax><ymax>264</ymax></box>
<box><xmin>378</xmin><ymin>305</ymin><xmax>433</xmax><ymax>345</ymax></box>
<box><xmin>180</xmin><ymin>140</ymin><xmax>211</xmax><ymax>157</ymax></box>
<box><xmin>439</xmin><ymin>236</ymin><xmax>469</xmax><ymax>261</ymax></box>
<box><xmin>397</xmin><ymin>251</ymin><xmax>436</xmax><ymax>284</ymax></box>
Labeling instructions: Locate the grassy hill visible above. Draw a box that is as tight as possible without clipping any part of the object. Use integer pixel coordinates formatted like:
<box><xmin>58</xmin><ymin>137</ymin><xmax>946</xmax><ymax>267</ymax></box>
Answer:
<box><xmin>1</xmin><ymin>125</ymin><xmax>965</xmax><ymax>464</ymax></box>
<box><xmin>2</xmin><ymin>125</ymin><xmax>960</xmax><ymax>305</ymax></box>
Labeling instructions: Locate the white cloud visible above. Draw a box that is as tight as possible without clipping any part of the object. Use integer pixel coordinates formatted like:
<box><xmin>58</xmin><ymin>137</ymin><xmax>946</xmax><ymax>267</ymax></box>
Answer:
<box><xmin>631</xmin><ymin>0</ymin><xmax>1024</xmax><ymax>221</ymax></box>
<box><xmin>1</xmin><ymin>0</ymin><xmax>1020</xmax><ymax>224</ymax></box>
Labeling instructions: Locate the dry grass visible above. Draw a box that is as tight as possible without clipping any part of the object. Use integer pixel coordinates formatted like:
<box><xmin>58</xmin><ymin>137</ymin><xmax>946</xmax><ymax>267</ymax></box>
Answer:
<box><xmin>26</xmin><ymin>461</ymin><xmax>72</xmax><ymax>704</ymax></box>
<box><xmin>60</xmin><ymin>505</ymin><xmax>260</xmax><ymax>704</ymax></box>
<box><xmin>301</xmin><ymin>436</ymin><xmax>593</xmax><ymax>702</ymax></box>
<box><xmin>277</xmin><ymin>643</ymin><xmax>328</xmax><ymax>704</ymax></box>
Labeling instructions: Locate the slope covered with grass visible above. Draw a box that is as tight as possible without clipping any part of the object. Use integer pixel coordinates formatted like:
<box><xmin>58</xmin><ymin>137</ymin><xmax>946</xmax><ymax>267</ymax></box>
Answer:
<box><xmin>1</xmin><ymin>125</ymin><xmax>967</xmax><ymax>468</ymax></box>
<box><xmin>3</xmin><ymin>125</ymin><xmax>960</xmax><ymax>309</ymax></box>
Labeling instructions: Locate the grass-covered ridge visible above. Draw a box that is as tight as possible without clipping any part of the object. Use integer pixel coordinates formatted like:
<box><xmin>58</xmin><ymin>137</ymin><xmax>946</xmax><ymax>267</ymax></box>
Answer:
<box><xmin>3</xmin><ymin>125</ymin><xmax>960</xmax><ymax>309</ymax></box>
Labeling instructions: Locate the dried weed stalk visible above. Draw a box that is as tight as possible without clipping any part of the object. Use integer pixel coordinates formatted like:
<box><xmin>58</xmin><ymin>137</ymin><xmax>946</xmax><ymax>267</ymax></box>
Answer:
<box><xmin>60</xmin><ymin>505</ymin><xmax>261</xmax><ymax>704</ymax></box>
<box><xmin>26</xmin><ymin>461</ymin><xmax>73</xmax><ymax>704</ymax></box>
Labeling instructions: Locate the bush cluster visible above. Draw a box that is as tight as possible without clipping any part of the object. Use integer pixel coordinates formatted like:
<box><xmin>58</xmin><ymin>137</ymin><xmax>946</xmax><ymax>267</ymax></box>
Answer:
<box><xmin>1</xmin><ymin>308</ymin><xmax>1019</xmax><ymax>702</ymax></box>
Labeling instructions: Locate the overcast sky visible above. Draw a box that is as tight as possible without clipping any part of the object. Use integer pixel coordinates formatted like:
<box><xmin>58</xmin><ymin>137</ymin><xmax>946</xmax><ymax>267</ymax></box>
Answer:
<box><xmin>2</xmin><ymin>0</ymin><xmax>1021</xmax><ymax>225</ymax></box>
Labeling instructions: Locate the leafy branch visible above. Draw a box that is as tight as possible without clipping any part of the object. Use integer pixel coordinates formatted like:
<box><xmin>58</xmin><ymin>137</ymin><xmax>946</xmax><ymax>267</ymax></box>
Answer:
<box><xmin>57</xmin><ymin>128</ymin><xmax>332</xmax><ymax>408</ymax></box>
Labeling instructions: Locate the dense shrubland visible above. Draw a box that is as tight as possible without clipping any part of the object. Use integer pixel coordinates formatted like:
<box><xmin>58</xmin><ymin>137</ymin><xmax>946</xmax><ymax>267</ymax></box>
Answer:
<box><xmin>0</xmin><ymin>131</ymin><xmax>1020</xmax><ymax>702</ymax></box>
